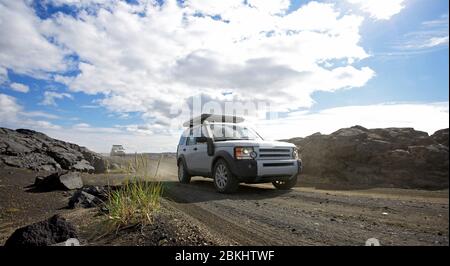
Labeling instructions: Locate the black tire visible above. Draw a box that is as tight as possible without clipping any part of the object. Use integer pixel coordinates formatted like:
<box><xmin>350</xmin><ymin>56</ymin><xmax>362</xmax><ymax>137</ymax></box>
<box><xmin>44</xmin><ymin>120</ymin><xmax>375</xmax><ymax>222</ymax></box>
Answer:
<box><xmin>178</xmin><ymin>160</ymin><xmax>191</xmax><ymax>184</ymax></box>
<box><xmin>272</xmin><ymin>175</ymin><xmax>298</xmax><ymax>190</ymax></box>
<box><xmin>213</xmin><ymin>159</ymin><xmax>239</xmax><ymax>193</ymax></box>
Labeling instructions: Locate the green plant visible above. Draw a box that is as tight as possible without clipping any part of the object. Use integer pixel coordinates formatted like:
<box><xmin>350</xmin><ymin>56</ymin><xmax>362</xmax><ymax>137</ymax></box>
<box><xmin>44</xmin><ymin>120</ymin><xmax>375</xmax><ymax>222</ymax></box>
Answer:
<box><xmin>104</xmin><ymin>154</ymin><xmax>164</xmax><ymax>230</ymax></box>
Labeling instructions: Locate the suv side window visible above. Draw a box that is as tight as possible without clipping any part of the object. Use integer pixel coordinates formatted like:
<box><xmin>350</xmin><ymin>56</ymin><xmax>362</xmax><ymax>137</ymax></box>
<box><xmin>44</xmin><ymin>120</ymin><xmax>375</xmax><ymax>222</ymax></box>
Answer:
<box><xmin>186</xmin><ymin>127</ymin><xmax>197</xmax><ymax>145</ymax></box>
<box><xmin>185</xmin><ymin>125</ymin><xmax>208</xmax><ymax>145</ymax></box>
<box><xmin>178</xmin><ymin>129</ymin><xmax>188</xmax><ymax>146</ymax></box>
<box><xmin>186</xmin><ymin>135</ymin><xmax>196</xmax><ymax>145</ymax></box>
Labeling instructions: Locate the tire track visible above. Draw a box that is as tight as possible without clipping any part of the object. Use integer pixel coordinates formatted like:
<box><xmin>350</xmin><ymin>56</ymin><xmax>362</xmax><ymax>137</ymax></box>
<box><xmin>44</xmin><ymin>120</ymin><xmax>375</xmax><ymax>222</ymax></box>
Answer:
<box><xmin>164</xmin><ymin>186</ymin><xmax>274</xmax><ymax>245</ymax></box>
<box><xmin>154</xmin><ymin>159</ymin><xmax>448</xmax><ymax>245</ymax></box>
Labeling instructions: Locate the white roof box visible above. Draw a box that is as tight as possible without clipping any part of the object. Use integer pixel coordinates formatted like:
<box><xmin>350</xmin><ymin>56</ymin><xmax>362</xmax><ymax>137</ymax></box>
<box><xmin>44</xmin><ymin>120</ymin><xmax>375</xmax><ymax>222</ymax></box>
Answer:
<box><xmin>183</xmin><ymin>114</ymin><xmax>244</xmax><ymax>127</ymax></box>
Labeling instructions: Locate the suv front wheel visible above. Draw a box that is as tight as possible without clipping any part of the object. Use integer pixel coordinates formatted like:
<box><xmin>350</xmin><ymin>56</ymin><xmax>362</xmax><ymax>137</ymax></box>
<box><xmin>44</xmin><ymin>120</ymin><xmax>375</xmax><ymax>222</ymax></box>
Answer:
<box><xmin>272</xmin><ymin>175</ymin><xmax>298</xmax><ymax>190</ymax></box>
<box><xmin>178</xmin><ymin>160</ymin><xmax>191</xmax><ymax>184</ymax></box>
<box><xmin>213</xmin><ymin>159</ymin><xmax>239</xmax><ymax>193</ymax></box>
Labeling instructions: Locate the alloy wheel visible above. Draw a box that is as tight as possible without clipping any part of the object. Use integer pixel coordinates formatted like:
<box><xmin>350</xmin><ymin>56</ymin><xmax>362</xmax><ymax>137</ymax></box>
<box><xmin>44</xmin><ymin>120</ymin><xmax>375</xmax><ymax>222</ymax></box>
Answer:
<box><xmin>215</xmin><ymin>164</ymin><xmax>228</xmax><ymax>189</ymax></box>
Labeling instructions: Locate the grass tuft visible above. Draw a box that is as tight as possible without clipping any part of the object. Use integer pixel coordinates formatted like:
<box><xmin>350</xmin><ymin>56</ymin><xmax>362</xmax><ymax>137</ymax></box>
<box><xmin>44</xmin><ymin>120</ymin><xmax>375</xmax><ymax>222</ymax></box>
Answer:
<box><xmin>104</xmin><ymin>154</ymin><xmax>164</xmax><ymax>230</ymax></box>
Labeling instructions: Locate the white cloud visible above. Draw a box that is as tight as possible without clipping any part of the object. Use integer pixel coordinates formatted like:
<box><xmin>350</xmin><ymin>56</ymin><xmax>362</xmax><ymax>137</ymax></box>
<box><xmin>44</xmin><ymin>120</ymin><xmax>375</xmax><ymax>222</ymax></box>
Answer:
<box><xmin>2</xmin><ymin>0</ymin><xmax>430</xmax><ymax>153</ymax></box>
<box><xmin>73</xmin><ymin>123</ymin><xmax>90</xmax><ymax>128</ymax></box>
<box><xmin>40</xmin><ymin>91</ymin><xmax>73</xmax><ymax>106</ymax></box>
<box><xmin>246</xmin><ymin>0</ymin><xmax>291</xmax><ymax>15</ymax></box>
<box><xmin>0</xmin><ymin>93</ymin><xmax>22</xmax><ymax>120</ymax></box>
<box><xmin>255</xmin><ymin>102</ymin><xmax>450</xmax><ymax>141</ymax></box>
<box><xmin>10</xmin><ymin>82</ymin><xmax>29</xmax><ymax>93</ymax></box>
<box><xmin>421</xmin><ymin>36</ymin><xmax>449</xmax><ymax>48</ymax></box>
<box><xmin>0</xmin><ymin>0</ymin><xmax>70</xmax><ymax>77</ymax></box>
<box><xmin>20</xmin><ymin>111</ymin><xmax>60</xmax><ymax>119</ymax></box>
<box><xmin>0</xmin><ymin>93</ymin><xmax>61</xmax><ymax>130</ymax></box>
<box><xmin>29</xmin><ymin>120</ymin><xmax>62</xmax><ymax>130</ymax></box>
<box><xmin>347</xmin><ymin>0</ymin><xmax>405</xmax><ymax>20</ymax></box>
<box><xmin>2</xmin><ymin>92</ymin><xmax>447</xmax><ymax>153</ymax></box>
<box><xmin>47</xmin><ymin>0</ymin><xmax>112</xmax><ymax>6</ymax></box>
<box><xmin>0</xmin><ymin>93</ymin><xmax>173</xmax><ymax>152</ymax></box>
<box><xmin>33</xmin><ymin>0</ymin><xmax>373</xmax><ymax>120</ymax></box>
<box><xmin>72</xmin><ymin>122</ymin><xmax>122</xmax><ymax>134</ymax></box>
<box><xmin>45</xmin><ymin>127</ymin><xmax>176</xmax><ymax>153</ymax></box>
<box><xmin>80</xmin><ymin>104</ymin><xmax>100</xmax><ymax>109</ymax></box>
<box><xmin>392</xmin><ymin>14</ymin><xmax>449</xmax><ymax>52</ymax></box>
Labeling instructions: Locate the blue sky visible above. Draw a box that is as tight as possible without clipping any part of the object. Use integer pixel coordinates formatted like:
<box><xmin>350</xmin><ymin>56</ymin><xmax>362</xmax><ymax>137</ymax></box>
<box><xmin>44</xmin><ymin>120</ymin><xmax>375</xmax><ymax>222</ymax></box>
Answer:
<box><xmin>0</xmin><ymin>0</ymin><xmax>448</xmax><ymax>152</ymax></box>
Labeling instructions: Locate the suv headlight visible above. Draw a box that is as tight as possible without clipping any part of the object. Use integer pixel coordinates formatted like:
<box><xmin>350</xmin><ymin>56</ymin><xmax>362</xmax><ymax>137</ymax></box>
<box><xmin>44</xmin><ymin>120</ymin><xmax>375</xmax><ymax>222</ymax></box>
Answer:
<box><xmin>292</xmin><ymin>148</ymin><xmax>299</xmax><ymax>159</ymax></box>
<box><xmin>234</xmin><ymin>147</ymin><xmax>255</xmax><ymax>160</ymax></box>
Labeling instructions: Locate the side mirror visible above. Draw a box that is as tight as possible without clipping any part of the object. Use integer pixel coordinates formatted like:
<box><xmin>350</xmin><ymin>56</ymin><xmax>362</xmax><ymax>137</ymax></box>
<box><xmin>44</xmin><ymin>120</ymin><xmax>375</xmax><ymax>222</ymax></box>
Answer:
<box><xmin>206</xmin><ymin>138</ymin><xmax>214</xmax><ymax>156</ymax></box>
<box><xmin>195</xmin><ymin>136</ymin><xmax>215</xmax><ymax>156</ymax></box>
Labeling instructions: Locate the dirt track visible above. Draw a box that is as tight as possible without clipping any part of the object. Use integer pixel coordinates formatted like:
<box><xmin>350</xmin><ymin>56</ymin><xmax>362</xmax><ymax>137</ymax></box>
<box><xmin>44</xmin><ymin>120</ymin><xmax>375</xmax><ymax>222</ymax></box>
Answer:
<box><xmin>107</xmin><ymin>157</ymin><xmax>449</xmax><ymax>246</ymax></box>
<box><xmin>2</xmin><ymin>157</ymin><xmax>449</xmax><ymax>246</ymax></box>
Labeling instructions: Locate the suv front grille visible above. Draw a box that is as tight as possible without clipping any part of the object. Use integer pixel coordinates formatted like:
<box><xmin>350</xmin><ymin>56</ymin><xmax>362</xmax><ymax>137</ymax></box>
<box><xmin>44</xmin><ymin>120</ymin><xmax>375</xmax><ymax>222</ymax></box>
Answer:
<box><xmin>258</xmin><ymin>148</ymin><xmax>292</xmax><ymax>160</ymax></box>
<box><xmin>263</xmin><ymin>162</ymin><xmax>295</xmax><ymax>167</ymax></box>
<box><xmin>259</xmin><ymin>154</ymin><xmax>291</xmax><ymax>158</ymax></box>
<box><xmin>259</xmin><ymin>148</ymin><xmax>291</xmax><ymax>153</ymax></box>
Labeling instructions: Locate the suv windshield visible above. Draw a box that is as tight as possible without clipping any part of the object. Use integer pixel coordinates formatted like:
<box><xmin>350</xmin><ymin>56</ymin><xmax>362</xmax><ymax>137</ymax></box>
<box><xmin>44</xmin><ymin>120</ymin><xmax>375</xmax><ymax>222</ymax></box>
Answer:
<box><xmin>209</xmin><ymin>124</ymin><xmax>263</xmax><ymax>141</ymax></box>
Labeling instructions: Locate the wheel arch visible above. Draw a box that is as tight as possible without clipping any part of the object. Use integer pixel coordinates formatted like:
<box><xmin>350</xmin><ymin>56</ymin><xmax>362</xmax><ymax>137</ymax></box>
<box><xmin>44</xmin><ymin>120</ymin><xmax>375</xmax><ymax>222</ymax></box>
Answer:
<box><xmin>177</xmin><ymin>155</ymin><xmax>191</xmax><ymax>175</ymax></box>
<box><xmin>211</xmin><ymin>151</ymin><xmax>234</xmax><ymax>174</ymax></box>
<box><xmin>177</xmin><ymin>155</ymin><xmax>186</xmax><ymax>166</ymax></box>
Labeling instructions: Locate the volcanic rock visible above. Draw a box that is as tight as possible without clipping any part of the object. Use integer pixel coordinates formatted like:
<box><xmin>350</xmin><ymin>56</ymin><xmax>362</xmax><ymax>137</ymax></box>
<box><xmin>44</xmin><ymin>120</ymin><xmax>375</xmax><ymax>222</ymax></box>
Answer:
<box><xmin>4</xmin><ymin>214</ymin><xmax>78</xmax><ymax>247</ymax></box>
<box><xmin>285</xmin><ymin>126</ymin><xmax>449</xmax><ymax>189</ymax></box>
<box><xmin>34</xmin><ymin>171</ymin><xmax>83</xmax><ymax>191</ymax></box>
<box><xmin>0</xmin><ymin>127</ymin><xmax>106</xmax><ymax>173</ymax></box>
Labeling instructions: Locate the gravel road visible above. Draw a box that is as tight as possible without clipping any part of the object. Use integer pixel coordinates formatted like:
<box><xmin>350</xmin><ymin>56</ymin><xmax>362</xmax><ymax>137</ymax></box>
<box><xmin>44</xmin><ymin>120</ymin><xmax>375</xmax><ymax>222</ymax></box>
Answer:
<box><xmin>141</xmin><ymin>158</ymin><xmax>449</xmax><ymax>246</ymax></box>
<box><xmin>2</xmin><ymin>157</ymin><xmax>447</xmax><ymax>246</ymax></box>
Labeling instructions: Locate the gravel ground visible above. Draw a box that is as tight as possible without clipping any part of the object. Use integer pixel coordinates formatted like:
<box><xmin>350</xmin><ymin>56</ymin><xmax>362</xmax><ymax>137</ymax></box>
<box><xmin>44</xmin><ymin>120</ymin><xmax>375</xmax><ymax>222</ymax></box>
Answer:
<box><xmin>1</xmin><ymin>160</ymin><xmax>448</xmax><ymax>246</ymax></box>
<box><xmin>0</xmin><ymin>167</ymin><xmax>227</xmax><ymax>246</ymax></box>
<box><xmin>75</xmin><ymin>199</ymin><xmax>232</xmax><ymax>246</ymax></box>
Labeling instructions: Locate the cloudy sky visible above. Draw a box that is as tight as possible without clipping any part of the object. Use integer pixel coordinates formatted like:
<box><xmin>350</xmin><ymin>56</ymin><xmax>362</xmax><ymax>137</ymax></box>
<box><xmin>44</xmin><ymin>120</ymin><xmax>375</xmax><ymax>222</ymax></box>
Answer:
<box><xmin>0</xmin><ymin>0</ymin><xmax>448</xmax><ymax>153</ymax></box>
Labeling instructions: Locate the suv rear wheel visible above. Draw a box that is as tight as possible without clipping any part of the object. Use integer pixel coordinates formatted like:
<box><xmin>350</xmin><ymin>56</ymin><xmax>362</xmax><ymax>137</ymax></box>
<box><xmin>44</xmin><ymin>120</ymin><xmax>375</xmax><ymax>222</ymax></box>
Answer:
<box><xmin>213</xmin><ymin>159</ymin><xmax>239</xmax><ymax>193</ymax></box>
<box><xmin>178</xmin><ymin>160</ymin><xmax>191</xmax><ymax>184</ymax></box>
<box><xmin>272</xmin><ymin>175</ymin><xmax>298</xmax><ymax>190</ymax></box>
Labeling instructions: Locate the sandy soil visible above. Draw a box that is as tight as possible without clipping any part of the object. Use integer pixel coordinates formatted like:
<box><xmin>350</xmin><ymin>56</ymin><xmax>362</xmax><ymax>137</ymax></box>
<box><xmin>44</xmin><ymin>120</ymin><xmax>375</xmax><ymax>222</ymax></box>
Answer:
<box><xmin>1</xmin><ymin>157</ymin><xmax>448</xmax><ymax>246</ymax></box>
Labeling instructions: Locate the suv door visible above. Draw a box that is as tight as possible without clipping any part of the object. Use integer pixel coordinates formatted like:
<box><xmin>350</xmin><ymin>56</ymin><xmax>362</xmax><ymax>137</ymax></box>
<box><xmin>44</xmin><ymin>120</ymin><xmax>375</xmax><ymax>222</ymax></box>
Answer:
<box><xmin>177</xmin><ymin>129</ymin><xmax>188</xmax><ymax>158</ymax></box>
<box><xmin>184</xmin><ymin>127</ymin><xmax>197</xmax><ymax>172</ymax></box>
<box><xmin>184</xmin><ymin>125</ymin><xmax>211</xmax><ymax>175</ymax></box>
<box><xmin>190</xmin><ymin>125</ymin><xmax>212</xmax><ymax>174</ymax></box>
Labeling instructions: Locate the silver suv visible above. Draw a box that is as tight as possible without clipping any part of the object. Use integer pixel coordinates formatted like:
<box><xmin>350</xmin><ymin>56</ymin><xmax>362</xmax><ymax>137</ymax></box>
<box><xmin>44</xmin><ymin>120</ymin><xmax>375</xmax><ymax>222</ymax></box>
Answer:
<box><xmin>176</xmin><ymin>114</ymin><xmax>302</xmax><ymax>193</ymax></box>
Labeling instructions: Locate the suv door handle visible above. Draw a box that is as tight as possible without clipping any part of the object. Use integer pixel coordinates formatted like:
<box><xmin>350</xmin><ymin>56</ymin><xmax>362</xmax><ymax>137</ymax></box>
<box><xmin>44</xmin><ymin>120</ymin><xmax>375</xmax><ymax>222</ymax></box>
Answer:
<box><xmin>193</xmin><ymin>147</ymin><xmax>198</xmax><ymax>151</ymax></box>
<box><xmin>183</xmin><ymin>148</ymin><xmax>186</xmax><ymax>151</ymax></box>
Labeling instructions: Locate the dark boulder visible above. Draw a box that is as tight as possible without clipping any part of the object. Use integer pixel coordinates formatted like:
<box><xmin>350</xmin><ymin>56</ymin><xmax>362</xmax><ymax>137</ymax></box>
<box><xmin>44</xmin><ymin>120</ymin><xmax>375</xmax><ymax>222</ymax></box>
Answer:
<box><xmin>1</xmin><ymin>153</ymin><xmax>61</xmax><ymax>172</ymax></box>
<box><xmin>81</xmin><ymin>185</ymin><xmax>109</xmax><ymax>201</ymax></box>
<box><xmin>59</xmin><ymin>172</ymin><xmax>84</xmax><ymax>190</ymax></box>
<box><xmin>71</xmin><ymin>159</ymin><xmax>95</xmax><ymax>173</ymax></box>
<box><xmin>285</xmin><ymin>126</ymin><xmax>449</xmax><ymax>190</ymax></box>
<box><xmin>68</xmin><ymin>185</ymin><xmax>109</xmax><ymax>208</ymax></box>
<box><xmin>34</xmin><ymin>176</ymin><xmax>45</xmax><ymax>186</ymax></box>
<box><xmin>34</xmin><ymin>171</ymin><xmax>83</xmax><ymax>191</ymax></box>
<box><xmin>431</xmin><ymin>128</ymin><xmax>449</xmax><ymax>147</ymax></box>
<box><xmin>0</xmin><ymin>127</ymin><xmax>107</xmax><ymax>173</ymax></box>
<box><xmin>68</xmin><ymin>191</ymin><xmax>100</xmax><ymax>208</ymax></box>
<box><xmin>4</xmin><ymin>215</ymin><xmax>78</xmax><ymax>247</ymax></box>
<box><xmin>80</xmin><ymin>147</ymin><xmax>107</xmax><ymax>173</ymax></box>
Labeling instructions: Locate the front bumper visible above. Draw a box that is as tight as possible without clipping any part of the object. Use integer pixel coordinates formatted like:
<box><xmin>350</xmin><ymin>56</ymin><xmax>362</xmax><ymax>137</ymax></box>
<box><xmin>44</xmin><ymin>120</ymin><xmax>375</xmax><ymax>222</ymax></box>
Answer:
<box><xmin>231</xmin><ymin>159</ymin><xmax>302</xmax><ymax>183</ymax></box>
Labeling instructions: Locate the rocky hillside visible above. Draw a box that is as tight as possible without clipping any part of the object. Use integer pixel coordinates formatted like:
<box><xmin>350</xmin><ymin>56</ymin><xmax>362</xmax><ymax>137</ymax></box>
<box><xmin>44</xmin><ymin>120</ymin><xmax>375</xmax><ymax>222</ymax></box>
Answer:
<box><xmin>0</xmin><ymin>128</ymin><xmax>106</xmax><ymax>173</ymax></box>
<box><xmin>285</xmin><ymin>126</ymin><xmax>449</xmax><ymax>190</ymax></box>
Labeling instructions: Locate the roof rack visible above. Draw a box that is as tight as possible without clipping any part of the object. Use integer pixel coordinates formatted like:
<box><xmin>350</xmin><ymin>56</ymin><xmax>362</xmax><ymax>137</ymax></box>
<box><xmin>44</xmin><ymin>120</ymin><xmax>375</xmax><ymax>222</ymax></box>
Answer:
<box><xmin>182</xmin><ymin>114</ymin><xmax>244</xmax><ymax>127</ymax></box>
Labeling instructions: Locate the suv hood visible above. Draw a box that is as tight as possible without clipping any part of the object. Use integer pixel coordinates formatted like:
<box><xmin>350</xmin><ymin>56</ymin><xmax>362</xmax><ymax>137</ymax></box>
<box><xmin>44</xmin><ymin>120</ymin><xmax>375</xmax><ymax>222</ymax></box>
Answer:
<box><xmin>214</xmin><ymin>139</ymin><xmax>295</xmax><ymax>148</ymax></box>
